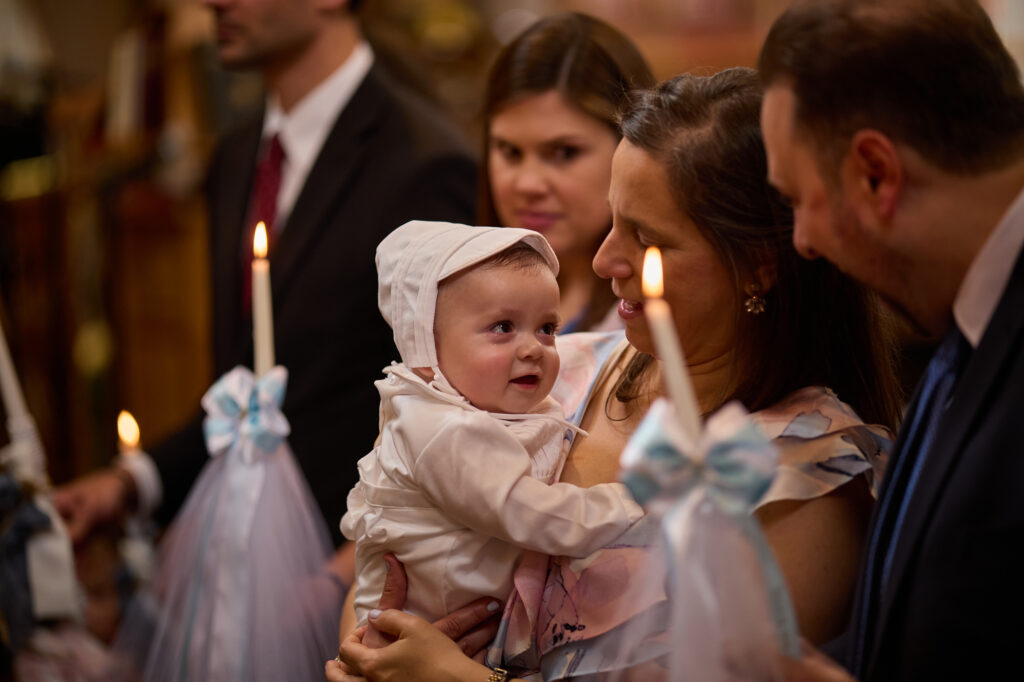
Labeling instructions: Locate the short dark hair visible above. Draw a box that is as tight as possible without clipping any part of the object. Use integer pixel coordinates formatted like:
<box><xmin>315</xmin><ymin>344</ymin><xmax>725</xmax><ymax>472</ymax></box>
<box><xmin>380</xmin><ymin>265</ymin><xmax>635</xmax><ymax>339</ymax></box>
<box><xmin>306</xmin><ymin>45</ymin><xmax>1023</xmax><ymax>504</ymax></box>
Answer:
<box><xmin>758</xmin><ymin>0</ymin><xmax>1024</xmax><ymax>175</ymax></box>
<box><xmin>478</xmin><ymin>12</ymin><xmax>655</xmax><ymax>330</ymax></box>
<box><xmin>616</xmin><ymin>68</ymin><xmax>902</xmax><ymax>430</ymax></box>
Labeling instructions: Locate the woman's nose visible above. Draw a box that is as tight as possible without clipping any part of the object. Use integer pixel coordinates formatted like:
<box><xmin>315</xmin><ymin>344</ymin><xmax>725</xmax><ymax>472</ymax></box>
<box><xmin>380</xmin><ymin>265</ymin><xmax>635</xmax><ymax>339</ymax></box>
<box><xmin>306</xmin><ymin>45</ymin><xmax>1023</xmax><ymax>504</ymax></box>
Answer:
<box><xmin>512</xmin><ymin>158</ymin><xmax>549</xmax><ymax>196</ymax></box>
<box><xmin>593</xmin><ymin>227</ymin><xmax>633</xmax><ymax>280</ymax></box>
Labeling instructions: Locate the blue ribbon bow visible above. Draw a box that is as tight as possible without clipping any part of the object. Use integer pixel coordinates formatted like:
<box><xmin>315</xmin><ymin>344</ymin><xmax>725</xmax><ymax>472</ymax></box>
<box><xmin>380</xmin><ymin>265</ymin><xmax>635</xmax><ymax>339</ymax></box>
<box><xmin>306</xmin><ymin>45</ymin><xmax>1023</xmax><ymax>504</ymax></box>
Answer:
<box><xmin>619</xmin><ymin>398</ymin><xmax>801</xmax><ymax>658</ymax></box>
<box><xmin>202</xmin><ymin>366</ymin><xmax>290</xmax><ymax>462</ymax></box>
<box><xmin>621</xmin><ymin>400</ymin><xmax>777</xmax><ymax>513</ymax></box>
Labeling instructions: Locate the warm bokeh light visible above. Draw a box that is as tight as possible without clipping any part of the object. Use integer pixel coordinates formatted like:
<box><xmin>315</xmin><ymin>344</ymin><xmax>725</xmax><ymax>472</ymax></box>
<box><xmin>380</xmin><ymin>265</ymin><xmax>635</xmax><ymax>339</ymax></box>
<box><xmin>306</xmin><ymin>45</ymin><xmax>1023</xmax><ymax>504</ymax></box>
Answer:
<box><xmin>117</xmin><ymin>410</ymin><xmax>140</xmax><ymax>449</ymax></box>
<box><xmin>642</xmin><ymin>246</ymin><xmax>664</xmax><ymax>299</ymax></box>
<box><xmin>253</xmin><ymin>221</ymin><xmax>268</xmax><ymax>259</ymax></box>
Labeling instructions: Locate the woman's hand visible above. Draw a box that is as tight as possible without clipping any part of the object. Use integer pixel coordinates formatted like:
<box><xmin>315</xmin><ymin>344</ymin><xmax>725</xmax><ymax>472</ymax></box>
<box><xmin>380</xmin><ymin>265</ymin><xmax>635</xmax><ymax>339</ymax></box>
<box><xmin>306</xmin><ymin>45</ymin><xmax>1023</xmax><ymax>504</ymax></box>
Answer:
<box><xmin>361</xmin><ymin>554</ymin><xmax>502</xmax><ymax>656</ymax></box>
<box><xmin>325</xmin><ymin>627</ymin><xmax>367</xmax><ymax>682</ymax></box>
<box><xmin>338</xmin><ymin>609</ymin><xmax>493</xmax><ymax>682</ymax></box>
<box><xmin>328</xmin><ymin>553</ymin><xmax>503</xmax><ymax>680</ymax></box>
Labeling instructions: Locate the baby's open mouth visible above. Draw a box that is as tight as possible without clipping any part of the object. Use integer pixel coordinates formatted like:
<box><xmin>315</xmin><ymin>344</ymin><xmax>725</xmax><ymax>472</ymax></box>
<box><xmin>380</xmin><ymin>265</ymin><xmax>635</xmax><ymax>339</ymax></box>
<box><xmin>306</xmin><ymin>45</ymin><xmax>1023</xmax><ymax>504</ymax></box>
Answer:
<box><xmin>510</xmin><ymin>375</ymin><xmax>539</xmax><ymax>386</ymax></box>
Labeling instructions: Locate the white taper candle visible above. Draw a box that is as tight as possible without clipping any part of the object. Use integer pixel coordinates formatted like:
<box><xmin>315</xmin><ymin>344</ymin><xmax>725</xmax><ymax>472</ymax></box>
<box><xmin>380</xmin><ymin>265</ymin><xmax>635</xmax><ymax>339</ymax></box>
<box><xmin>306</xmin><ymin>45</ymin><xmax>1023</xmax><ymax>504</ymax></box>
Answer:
<box><xmin>252</xmin><ymin>222</ymin><xmax>275</xmax><ymax>377</ymax></box>
<box><xmin>642</xmin><ymin>247</ymin><xmax>702</xmax><ymax>444</ymax></box>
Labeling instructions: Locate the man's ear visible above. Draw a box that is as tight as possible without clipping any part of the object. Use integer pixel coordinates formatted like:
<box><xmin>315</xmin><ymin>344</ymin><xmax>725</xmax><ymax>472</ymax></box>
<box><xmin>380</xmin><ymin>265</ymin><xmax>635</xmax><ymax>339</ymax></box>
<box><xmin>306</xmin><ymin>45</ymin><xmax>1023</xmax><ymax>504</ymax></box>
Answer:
<box><xmin>845</xmin><ymin>129</ymin><xmax>903</xmax><ymax>221</ymax></box>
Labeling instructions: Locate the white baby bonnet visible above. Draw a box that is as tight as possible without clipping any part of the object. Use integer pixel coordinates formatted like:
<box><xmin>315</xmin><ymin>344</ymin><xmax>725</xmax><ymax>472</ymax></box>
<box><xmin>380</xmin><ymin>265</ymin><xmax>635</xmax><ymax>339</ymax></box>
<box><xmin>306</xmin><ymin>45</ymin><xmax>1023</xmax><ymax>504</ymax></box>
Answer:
<box><xmin>377</xmin><ymin>220</ymin><xmax>559</xmax><ymax>371</ymax></box>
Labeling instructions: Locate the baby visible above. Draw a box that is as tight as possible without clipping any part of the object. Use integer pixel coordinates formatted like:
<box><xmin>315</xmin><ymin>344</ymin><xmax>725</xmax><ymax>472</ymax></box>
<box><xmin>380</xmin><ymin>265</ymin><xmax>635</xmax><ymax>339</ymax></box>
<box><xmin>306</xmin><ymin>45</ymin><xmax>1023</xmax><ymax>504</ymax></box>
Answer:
<box><xmin>342</xmin><ymin>220</ymin><xmax>644</xmax><ymax>625</ymax></box>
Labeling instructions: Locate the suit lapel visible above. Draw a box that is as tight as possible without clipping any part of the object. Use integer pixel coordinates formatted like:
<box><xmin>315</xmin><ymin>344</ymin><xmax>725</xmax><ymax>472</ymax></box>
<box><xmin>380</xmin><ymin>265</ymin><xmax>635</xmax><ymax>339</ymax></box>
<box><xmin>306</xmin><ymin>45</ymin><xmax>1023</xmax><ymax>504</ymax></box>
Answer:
<box><xmin>268</xmin><ymin>68</ymin><xmax>384</xmax><ymax>306</ymax></box>
<box><xmin>869</xmin><ymin>249</ymin><xmax>1024</xmax><ymax>669</ymax></box>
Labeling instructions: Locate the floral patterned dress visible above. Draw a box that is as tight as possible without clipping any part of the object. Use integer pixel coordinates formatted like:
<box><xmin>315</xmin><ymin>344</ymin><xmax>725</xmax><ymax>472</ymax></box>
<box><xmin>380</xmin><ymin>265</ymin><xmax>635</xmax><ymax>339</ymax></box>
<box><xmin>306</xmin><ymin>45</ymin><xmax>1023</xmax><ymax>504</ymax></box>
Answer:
<box><xmin>487</xmin><ymin>332</ymin><xmax>892</xmax><ymax>680</ymax></box>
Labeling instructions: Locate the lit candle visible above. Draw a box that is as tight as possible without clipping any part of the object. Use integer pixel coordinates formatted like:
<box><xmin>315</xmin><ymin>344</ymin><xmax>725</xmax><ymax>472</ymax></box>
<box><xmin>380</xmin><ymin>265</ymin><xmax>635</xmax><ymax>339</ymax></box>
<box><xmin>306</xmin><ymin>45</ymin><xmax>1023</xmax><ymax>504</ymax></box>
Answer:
<box><xmin>117</xmin><ymin>410</ymin><xmax>141</xmax><ymax>455</ymax></box>
<box><xmin>115</xmin><ymin>408</ymin><xmax>156</xmax><ymax>583</ymax></box>
<box><xmin>642</xmin><ymin>247</ymin><xmax>702</xmax><ymax>444</ymax></box>
<box><xmin>252</xmin><ymin>222</ymin><xmax>275</xmax><ymax>377</ymax></box>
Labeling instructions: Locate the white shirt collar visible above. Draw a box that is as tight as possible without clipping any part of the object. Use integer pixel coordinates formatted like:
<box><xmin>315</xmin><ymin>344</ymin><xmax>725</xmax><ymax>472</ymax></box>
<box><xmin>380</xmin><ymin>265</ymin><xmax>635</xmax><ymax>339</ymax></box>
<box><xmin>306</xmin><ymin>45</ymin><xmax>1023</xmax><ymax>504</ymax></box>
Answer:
<box><xmin>953</xmin><ymin>185</ymin><xmax>1024</xmax><ymax>347</ymax></box>
<box><xmin>261</xmin><ymin>41</ymin><xmax>374</xmax><ymax>224</ymax></box>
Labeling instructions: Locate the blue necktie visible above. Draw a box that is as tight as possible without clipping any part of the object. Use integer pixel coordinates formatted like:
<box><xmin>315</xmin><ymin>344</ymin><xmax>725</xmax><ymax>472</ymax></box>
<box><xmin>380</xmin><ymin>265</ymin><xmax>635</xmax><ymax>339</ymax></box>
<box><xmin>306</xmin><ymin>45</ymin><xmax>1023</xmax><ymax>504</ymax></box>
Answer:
<box><xmin>851</xmin><ymin>326</ymin><xmax>971</xmax><ymax>675</ymax></box>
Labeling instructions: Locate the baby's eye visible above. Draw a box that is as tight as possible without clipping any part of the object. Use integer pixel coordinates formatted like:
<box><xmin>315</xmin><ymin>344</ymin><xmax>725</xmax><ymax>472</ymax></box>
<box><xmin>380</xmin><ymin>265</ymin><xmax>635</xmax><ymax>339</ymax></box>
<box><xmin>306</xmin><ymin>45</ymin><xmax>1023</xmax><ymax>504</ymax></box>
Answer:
<box><xmin>490</xmin><ymin>320</ymin><xmax>513</xmax><ymax>334</ymax></box>
<box><xmin>540</xmin><ymin>322</ymin><xmax>558</xmax><ymax>336</ymax></box>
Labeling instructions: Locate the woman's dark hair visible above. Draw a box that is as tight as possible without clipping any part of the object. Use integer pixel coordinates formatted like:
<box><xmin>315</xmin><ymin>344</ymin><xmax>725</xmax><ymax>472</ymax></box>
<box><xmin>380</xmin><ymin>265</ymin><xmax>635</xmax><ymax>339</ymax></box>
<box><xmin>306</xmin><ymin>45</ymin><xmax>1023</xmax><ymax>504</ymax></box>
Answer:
<box><xmin>479</xmin><ymin>12</ymin><xmax>655</xmax><ymax>331</ymax></box>
<box><xmin>615</xmin><ymin>68</ymin><xmax>902</xmax><ymax>431</ymax></box>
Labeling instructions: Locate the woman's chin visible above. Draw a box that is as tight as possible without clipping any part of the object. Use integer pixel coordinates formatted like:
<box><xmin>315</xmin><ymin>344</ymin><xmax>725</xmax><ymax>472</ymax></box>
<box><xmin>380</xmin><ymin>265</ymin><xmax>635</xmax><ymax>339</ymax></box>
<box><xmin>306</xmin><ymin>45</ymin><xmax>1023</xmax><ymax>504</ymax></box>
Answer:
<box><xmin>623</xmin><ymin>324</ymin><xmax>655</xmax><ymax>355</ymax></box>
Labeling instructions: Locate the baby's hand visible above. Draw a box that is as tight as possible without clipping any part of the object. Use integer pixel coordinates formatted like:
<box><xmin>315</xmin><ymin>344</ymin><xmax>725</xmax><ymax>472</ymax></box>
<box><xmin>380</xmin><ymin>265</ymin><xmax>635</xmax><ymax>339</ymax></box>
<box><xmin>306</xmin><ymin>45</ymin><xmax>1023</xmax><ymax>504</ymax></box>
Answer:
<box><xmin>361</xmin><ymin>553</ymin><xmax>407</xmax><ymax>649</ymax></box>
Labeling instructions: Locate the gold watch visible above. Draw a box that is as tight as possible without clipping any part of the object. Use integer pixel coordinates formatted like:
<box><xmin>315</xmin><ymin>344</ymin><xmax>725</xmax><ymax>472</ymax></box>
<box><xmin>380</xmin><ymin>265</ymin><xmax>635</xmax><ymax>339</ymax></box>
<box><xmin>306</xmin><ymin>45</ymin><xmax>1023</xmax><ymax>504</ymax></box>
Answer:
<box><xmin>487</xmin><ymin>667</ymin><xmax>509</xmax><ymax>682</ymax></box>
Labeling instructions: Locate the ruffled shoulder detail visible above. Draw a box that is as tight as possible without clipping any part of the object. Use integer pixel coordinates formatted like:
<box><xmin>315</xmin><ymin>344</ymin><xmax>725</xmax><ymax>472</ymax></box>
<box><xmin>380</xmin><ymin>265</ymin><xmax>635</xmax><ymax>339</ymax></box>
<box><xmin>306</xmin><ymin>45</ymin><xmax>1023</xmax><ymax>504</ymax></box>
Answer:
<box><xmin>751</xmin><ymin>386</ymin><xmax>892</xmax><ymax>505</ymax></box>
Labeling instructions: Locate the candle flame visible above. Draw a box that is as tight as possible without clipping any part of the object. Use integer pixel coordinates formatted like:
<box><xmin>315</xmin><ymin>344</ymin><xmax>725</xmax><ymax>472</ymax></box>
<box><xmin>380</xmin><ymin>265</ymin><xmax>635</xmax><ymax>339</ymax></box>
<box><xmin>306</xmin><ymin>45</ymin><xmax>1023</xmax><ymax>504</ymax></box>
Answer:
<box><xmin>117</xmin><ymin>410</ymin><xmax>140</xmax><ymax>449</ymax></box>
<box><xmin>253</xmin><ymin>222</ymin><xmax>268</xmax><ymax>259</ymax></box>
<box><xmin>642</xmin><ymin>247</ymin><xmax>664</xmax><ymax>299</ymax></box>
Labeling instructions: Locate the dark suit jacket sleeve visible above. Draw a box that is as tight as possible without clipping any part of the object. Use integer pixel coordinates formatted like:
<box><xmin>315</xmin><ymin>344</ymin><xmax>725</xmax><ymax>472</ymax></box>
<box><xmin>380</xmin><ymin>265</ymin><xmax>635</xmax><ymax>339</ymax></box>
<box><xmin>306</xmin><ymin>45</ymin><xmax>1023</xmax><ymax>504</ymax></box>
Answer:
<box><xmin>147</xmin><ymin>409</ymin><xmax>209</xmax><ymax>527</ymax></box>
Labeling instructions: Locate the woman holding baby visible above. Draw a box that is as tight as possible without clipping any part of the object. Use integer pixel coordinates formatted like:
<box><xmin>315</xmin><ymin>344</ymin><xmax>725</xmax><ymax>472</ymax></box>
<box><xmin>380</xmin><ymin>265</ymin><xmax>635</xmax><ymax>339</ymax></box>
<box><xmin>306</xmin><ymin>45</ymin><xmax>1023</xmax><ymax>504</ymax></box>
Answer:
<box><xmin>327</xmin><ymin>23</ymin><xmax>902</xmax><ymax>682</ymax></box>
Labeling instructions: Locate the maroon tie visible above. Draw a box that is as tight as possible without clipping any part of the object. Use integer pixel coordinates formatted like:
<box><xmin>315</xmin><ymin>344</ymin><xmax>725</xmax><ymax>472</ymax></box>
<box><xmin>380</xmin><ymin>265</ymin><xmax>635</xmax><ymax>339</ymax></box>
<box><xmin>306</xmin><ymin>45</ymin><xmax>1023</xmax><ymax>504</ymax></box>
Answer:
<box><xmin>242</xmin><ymin>134</ymin><xmax>285</xmax><ymax>312</ymax></box>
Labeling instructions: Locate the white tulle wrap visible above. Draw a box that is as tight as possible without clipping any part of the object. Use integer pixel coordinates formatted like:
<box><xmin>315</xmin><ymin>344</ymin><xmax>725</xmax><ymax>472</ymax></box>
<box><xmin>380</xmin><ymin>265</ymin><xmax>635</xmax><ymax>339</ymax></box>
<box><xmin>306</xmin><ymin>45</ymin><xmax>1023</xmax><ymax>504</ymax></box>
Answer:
<box><xmin>617</xmin><ymin>398</ymin><xmax>801</xmax><ymax>682</ymax></box>
<box><xmin>109</xmin><ymin>366</ymin><xmax>341</xmax><ymax>682</ymax></box>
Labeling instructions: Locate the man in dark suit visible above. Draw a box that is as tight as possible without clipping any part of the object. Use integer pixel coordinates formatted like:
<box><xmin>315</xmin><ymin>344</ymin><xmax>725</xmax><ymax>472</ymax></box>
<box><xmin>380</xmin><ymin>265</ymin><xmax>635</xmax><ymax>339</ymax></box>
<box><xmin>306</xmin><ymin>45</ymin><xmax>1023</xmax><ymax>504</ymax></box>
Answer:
<box><xmin>54</xmin><ymin>0</ymin><xmax>477</xmax><ymax>584</ymax></box>
<box><xmin>757</xmin><ymin>1</ymin><xmax>1024</xmax><ymax>680</ymax></box>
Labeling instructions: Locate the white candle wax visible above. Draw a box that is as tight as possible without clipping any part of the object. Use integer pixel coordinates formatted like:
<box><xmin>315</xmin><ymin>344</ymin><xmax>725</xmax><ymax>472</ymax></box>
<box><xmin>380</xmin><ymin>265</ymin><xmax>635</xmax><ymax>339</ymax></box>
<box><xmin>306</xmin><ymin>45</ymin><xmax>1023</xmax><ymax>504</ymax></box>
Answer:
<box><xmin>0</xmin><ymin>305</ymin><xmax>46</xmax><ymax>481</ymax></box>
<box><xmin>644</xmin><ymin>298</ymin><xmax>702</xmax><ymax>444</ymax></box>
<box><xmin>0</xmin><ymin>312</ymin><xmax>30</xmax><ymax>421</ymax></box>
<box><xmin>252</xmin><ymin>259</ymin><xmax>274</xmax><ymax>377</ymax></box>
<box><xmin>641</xmin><ymin>247</ymin><xmax>702</xmax><ymax>445</ymax></box>
<box><xmin>252</xmin><ymin>222</ymin><xmax>275</xmax><ymax>377</ymax></box>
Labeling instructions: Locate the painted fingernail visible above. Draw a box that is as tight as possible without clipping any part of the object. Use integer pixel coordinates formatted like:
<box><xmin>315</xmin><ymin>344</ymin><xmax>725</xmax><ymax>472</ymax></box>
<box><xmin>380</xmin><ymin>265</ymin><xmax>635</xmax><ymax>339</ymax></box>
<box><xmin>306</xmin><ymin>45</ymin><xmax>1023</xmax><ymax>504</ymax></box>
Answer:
<box><xmin>487</xmin><ymin>601</ymin><xmax>500</xmax><ymax>612</ymax></box>
<box><xmin>369</xmin><ymin>608</ymin><xmax>382</xmax><ymax>619</ymax></box>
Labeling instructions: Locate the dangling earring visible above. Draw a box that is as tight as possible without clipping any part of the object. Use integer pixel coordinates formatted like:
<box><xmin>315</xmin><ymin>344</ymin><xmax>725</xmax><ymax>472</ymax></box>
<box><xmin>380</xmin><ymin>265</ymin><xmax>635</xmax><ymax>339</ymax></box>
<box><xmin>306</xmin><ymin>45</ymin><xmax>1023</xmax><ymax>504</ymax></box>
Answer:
<box><xmin>744</xmin><ymin>283</ymin><xmax>766</xmax><ymax>314</ymax></box>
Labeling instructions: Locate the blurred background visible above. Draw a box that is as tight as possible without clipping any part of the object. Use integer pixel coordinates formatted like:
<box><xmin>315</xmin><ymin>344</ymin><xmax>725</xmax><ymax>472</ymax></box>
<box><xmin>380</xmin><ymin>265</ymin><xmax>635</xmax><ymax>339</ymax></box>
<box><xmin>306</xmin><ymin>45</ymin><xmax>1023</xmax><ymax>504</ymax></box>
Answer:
<box><xmin>1</xmin><ymin>0</ymin><xmax>1023</xmax><ymax>487</ymax></box>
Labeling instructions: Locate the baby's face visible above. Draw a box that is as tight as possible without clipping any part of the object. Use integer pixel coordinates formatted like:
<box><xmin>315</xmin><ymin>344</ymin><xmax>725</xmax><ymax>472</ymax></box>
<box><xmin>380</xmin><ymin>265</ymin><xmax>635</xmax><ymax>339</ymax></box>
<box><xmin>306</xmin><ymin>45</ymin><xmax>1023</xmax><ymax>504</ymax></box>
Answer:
<box><xmin>434</xmin><ymin>263</ymin><xmax>561</xmax><ymax>413</ymax></box>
